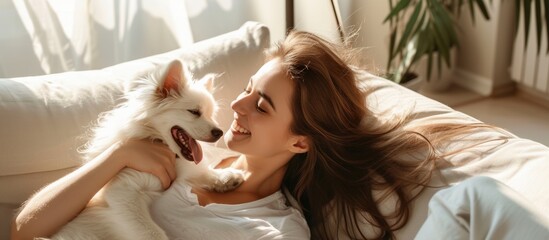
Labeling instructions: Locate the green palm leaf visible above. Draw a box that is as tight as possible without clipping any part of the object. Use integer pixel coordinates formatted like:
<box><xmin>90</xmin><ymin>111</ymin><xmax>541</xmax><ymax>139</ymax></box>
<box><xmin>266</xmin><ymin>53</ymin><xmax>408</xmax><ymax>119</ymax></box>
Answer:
<box><xmin>394</xmin><ymin>1</ymin><xmax>424</xmax><ymax>59</ymax></box>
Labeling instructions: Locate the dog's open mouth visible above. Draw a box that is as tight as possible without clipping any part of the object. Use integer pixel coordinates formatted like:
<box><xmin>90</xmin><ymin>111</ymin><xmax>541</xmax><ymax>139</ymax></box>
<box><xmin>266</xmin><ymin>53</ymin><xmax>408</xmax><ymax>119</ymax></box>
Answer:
<box><xmin>171</xmin><ymin>126</ymin><xmax>203</xmax><ymax>164</ymax></box>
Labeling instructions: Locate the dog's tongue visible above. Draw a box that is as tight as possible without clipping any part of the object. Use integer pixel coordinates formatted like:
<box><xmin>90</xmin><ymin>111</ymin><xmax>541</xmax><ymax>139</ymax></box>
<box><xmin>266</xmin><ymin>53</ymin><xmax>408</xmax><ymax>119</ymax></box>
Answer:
<box><xmin>171</xmin><ymin>126</ymin><xmax>203</xmax><ymax>164</ymax></box>
<box><xmin>188</xmin><ymin>137</ymin><xmax>203</xmax><ymax>164</ymax></box>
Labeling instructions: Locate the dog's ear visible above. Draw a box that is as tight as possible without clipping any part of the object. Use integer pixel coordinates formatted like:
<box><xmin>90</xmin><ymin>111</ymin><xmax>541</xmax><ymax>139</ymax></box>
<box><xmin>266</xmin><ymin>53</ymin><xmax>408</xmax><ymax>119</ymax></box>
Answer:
<box><xmin>197</xmin><ymin>73</ymin><xmax>218</xmax><ymax>93</ymax></box>
<box><xmin>158</xmin><ymin>60</ymin><xmax>187</xmax><ymax>97</ymax></box>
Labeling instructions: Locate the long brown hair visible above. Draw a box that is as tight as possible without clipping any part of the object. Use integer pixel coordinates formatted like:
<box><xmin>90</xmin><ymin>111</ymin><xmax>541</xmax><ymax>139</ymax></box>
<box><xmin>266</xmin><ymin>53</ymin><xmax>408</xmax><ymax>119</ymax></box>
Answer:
<box><xmin>265</xmin><ymin>30</ymin><xmax>506</xmax><ymax>239</ymax></box>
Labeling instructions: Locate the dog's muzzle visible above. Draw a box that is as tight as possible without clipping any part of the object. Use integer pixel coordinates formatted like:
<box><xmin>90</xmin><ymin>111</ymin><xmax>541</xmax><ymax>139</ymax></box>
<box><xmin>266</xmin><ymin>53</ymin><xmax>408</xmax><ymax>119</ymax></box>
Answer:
<box><xmin>171</xmin><ymin>126</ymin><xmax>203</xmax><ymax>164</ymax></box>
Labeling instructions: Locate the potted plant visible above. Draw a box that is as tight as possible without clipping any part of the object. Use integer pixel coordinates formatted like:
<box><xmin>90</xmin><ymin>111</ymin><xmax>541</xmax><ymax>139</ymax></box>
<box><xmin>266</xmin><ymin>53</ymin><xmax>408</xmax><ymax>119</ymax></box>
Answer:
<box><xmin>384</xmin><ymin>0</ymin><xmax>549</xmax><ymax>92</ymax></box>
<box><xmin>383</xmin><ymin>0</ymin><xmax>492</xmax><ymax>91</ymax></box>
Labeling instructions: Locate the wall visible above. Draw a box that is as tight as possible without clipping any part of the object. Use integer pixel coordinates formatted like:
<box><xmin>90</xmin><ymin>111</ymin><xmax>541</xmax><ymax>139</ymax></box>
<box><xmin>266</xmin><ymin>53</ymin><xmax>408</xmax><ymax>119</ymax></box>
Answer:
<box><xmin>453</xmin><ymin>0</ymin><xmax>516</xmax><ymax>96</ymax></box>
<box><xmin>185</xmin><ymin>0</ymin><xmax>287</xmax><ymax>43</ymax></box>
<box><xmin>338</xmin><ymin>0</ymin><xmax>391</xmax><ymax>74</ymax></box>
<box><xmin>292</xmin><ymin>0</ymin><xmax>344</xmax><ymax>44</ymax></box>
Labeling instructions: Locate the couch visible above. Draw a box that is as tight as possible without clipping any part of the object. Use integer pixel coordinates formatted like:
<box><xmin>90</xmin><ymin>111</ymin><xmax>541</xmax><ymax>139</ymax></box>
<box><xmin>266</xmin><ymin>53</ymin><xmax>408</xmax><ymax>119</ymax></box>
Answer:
<box><xmin>1</xmin><ymin>21</ymin><xmax>548</xmax><ymax>239</ymax></box>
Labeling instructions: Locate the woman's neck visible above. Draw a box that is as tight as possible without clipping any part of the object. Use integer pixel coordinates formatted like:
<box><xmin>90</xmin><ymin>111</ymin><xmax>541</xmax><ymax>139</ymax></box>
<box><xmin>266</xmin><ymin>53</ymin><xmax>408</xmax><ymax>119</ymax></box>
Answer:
<box><xmin>192</xmin><ymin>153</ymin><xmax>293</xmax><ymax>206</ymax></box>
<box><xmin>229</xmin><ymin>154</ymin><xmax>289</xmax><ymax>198</ymax></box>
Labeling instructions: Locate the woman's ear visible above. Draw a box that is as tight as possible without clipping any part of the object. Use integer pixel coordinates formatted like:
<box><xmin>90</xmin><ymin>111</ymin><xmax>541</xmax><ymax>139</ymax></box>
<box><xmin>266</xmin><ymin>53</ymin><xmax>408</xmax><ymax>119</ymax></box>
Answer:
<box><xmin>289</xmin><ymin>135</ymin><xmax>310</xmax><ymax>154</ymax></box>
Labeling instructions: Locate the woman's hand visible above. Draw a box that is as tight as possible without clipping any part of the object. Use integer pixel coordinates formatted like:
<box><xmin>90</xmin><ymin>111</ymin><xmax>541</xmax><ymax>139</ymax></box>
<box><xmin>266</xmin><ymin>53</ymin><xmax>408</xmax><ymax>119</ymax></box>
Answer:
<box><xmin>111</xmin><ymin>139</ymin><xmax>178</xmax><ymax>189</ymax></box>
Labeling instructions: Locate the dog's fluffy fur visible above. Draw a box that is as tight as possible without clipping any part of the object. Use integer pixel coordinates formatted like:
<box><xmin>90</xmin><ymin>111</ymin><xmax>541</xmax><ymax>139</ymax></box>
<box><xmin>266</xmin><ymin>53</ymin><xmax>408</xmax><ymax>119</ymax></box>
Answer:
<box><xmin>48</xmin><ymin>60</ymin><xmax>244</xmax><ymax>240</ymax></box>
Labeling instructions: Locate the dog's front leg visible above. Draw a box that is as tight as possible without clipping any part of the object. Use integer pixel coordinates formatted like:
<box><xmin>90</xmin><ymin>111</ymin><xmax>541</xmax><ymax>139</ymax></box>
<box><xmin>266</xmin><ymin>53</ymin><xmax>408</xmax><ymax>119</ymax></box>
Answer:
<box><xmin>181</xmin><ymin>161</ymin><xmax>245</xmax><ymax>193</ymax></box>
<box><xmin>203</xmin><ymin>167</ymin><xmax>246</xmax><ymax>192</ymax></box>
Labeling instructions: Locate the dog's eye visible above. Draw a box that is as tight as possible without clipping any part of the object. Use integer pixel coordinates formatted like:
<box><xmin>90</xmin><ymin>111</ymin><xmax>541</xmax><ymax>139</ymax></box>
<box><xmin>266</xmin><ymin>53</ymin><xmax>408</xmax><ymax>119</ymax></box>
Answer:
<box><xmin>187</xmin><ymin>109</ymin><xmax>201</xmax><ymax>117</ymax></box>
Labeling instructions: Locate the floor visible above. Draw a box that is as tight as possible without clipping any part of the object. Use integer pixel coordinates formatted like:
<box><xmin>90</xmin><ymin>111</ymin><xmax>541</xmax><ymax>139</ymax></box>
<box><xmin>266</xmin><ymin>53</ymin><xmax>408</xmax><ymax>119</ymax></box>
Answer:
<box><xmin>419</xmin><ymin>85</ymin><xmax>549</xmax><ymax>147</ymax></box>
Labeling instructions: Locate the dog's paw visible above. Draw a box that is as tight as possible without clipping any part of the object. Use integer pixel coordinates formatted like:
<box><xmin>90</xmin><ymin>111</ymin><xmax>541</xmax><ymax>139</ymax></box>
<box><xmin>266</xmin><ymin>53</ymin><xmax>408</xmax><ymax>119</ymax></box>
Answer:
<box><xmin>205</xmin><ymin>168</ymin><xmax>245</xmax><ymax>193</ymax></box>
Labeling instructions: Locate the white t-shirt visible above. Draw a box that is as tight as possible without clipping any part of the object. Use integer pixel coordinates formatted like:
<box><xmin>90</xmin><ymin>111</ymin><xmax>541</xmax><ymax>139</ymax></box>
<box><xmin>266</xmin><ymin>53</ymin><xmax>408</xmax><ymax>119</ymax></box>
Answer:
<box><xmin>150</xmin><ymin>147</ymin><xmax>310</xmax><ymax>239</ymax></box>
<box><xmin>150</xmin><ymin>183</ymin><xmax>309</xmax><ymax>239</ymax></box>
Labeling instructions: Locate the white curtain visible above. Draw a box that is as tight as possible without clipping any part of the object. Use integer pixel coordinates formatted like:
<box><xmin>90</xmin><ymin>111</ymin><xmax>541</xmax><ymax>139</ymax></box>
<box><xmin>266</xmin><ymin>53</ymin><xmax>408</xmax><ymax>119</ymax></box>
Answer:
<box><xmin>510</xmin><ymin>1</ymin><xmax>549</xmax><ymax>95</ymax></box>
<box><xmin>0</xmin><ymin>0</ymin><xmax>193</xmax><ymax>78</ymax></box>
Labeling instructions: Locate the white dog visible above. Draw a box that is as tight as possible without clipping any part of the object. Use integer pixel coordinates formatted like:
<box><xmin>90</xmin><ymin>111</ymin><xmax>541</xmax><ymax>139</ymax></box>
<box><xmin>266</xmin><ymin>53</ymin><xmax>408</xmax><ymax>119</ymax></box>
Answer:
<box><xmin>49</xmin><ymin>60</ymin><xmax>244</xmax><ymax>240</ymax></box>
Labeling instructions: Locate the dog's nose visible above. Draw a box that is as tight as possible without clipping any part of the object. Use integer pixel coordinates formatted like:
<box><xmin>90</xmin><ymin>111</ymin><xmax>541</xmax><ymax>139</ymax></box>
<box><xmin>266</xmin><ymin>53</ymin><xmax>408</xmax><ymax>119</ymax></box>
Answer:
<box><xmin>211</xmin><ymin>128</ymin><xmax>223</xmax><ymax>140</ymax></box>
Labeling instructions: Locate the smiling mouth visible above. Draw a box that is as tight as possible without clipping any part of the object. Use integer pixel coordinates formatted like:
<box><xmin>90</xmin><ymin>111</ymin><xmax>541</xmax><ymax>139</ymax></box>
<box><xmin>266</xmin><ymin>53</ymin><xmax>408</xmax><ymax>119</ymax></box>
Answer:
<box><xmin>231</xmin><ymin>121</ymin><xmax>251</xmax><ymax>135</ymax></box>
<box><xmin>171</xmin><ymin>126</ymin><xmax>203</xmax><ymax>164</ymax></box>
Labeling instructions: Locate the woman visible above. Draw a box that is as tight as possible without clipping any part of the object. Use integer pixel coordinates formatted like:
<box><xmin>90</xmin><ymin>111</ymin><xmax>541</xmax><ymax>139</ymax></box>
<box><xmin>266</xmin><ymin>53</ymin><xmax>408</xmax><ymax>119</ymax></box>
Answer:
<box><xmin>11</xmin><ymin>30</ymin><xmax>548</xmax><ymax>239</ymax></box>
<box><xmin>10</xmin><ymin>36</ymin><xmax>310</xmax><ymax>239</ymax></box>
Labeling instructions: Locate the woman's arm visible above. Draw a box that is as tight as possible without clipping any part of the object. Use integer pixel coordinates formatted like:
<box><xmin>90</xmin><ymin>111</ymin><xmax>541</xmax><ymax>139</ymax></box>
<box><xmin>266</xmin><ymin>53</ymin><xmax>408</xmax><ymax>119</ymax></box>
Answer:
<box><xmin>10</xmin><ymin>140</ymin><xmax>177</xmax><ymax>240</ymax></box>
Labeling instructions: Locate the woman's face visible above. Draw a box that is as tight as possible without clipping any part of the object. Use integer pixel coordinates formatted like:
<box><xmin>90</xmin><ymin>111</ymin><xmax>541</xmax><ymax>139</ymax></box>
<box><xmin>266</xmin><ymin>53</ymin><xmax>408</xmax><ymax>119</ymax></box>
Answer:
<box><xmin>224</xmin><ymin>58</ymin><xmax>306</xmax><ymax>160</ymax></box>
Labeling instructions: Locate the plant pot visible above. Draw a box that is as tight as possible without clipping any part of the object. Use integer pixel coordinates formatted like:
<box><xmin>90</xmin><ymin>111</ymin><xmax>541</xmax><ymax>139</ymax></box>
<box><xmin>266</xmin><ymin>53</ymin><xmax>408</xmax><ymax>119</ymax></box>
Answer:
<box><xmin>415</xmin><ymin>48</ymin><xmax>457</xmax><ymax>92</ymax></box>
<box><xmin>402</xmin><ymin>73</ymin><xmax>423</xmax><ymax>92</ymax></box>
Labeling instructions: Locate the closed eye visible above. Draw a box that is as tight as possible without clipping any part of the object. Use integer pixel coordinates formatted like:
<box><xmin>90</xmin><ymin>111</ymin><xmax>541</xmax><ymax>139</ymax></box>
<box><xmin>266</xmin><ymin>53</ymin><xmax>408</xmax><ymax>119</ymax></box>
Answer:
<box><xmin>187</xmin><ymin>109</ymin><xmax>201</xmax><ymax>117</ymax></box>
<box><xmin>256</xmin><ymin>105</ymin><xmax>266</xmax><ymax>113</ymax></box>
<box><xmin>244</xmin><ymin>89</ymin><xmax>267</xmax><ymax>113</ymax></box>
